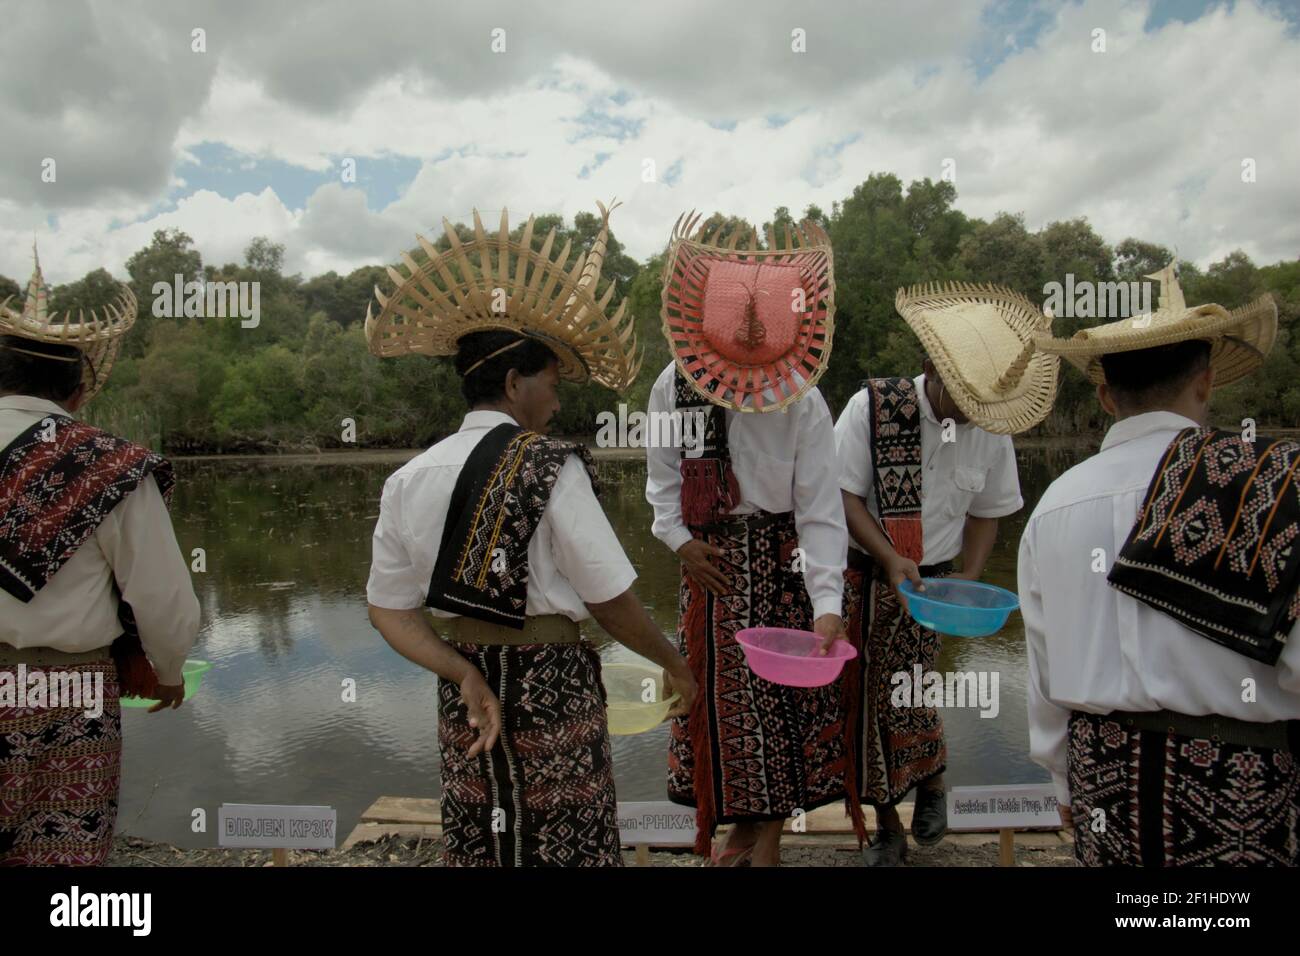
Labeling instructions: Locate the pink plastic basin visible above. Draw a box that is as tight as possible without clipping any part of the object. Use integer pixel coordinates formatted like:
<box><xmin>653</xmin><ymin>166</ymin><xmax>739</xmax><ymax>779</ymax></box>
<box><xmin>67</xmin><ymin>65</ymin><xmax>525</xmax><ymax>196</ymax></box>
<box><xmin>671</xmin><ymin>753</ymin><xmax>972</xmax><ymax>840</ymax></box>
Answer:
<box><xmin>735</xmin><ymin>627</ymin><xmax>858</xmax><ymax>687</ymax></box>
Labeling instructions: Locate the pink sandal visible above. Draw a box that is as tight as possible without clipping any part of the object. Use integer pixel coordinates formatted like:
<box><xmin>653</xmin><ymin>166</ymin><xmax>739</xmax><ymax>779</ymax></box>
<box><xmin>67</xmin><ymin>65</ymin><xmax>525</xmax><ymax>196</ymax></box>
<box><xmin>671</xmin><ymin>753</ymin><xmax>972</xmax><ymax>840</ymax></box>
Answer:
<box><xmin>705</xmin><ymin>844</ymin><xmax>754</xmax><ymax>867</ymax></box>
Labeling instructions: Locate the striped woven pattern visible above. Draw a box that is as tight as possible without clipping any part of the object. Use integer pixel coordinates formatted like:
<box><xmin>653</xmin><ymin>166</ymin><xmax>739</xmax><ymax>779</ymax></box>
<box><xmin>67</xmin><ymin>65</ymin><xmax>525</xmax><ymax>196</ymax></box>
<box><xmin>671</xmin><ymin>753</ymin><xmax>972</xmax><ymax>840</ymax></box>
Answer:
<box><xmin>661</xmin><ymin>212</ymin><xmax>834</xmax><ymax>413</ymax></box>
<box><xmin>895</xmin><ymin>281</ymin><xmax>1059</xmax><ymax>435</ymax></box>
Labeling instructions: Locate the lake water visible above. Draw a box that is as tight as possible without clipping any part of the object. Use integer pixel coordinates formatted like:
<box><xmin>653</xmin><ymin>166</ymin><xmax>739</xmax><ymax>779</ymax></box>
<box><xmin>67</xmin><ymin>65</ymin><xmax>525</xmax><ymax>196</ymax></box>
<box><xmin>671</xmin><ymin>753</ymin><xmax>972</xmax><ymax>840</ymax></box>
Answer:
<box><xmin>118</xmin><ymin>442</ymin><xmax>1096</xmax><ymax>847</ymax></box>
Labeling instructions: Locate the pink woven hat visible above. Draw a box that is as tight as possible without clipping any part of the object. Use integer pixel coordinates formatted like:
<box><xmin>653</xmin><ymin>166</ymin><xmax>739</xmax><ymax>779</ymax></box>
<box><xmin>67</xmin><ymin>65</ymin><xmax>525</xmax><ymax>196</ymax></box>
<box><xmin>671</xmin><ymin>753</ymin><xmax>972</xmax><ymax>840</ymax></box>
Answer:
<box><xmin>660</xmin><ymin>212</ymin><xmax>835</xmax><ymax>412</ymax></box>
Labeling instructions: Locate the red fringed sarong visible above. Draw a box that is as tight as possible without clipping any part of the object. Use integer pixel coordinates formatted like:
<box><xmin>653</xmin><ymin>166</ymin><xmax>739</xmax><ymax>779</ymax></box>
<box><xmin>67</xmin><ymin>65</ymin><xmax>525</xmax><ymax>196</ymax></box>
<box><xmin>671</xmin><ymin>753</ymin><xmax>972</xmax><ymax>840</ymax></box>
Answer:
<box><xmin>667</xmin><ymin>511</ymin><xmax>864</xmax><ymax>852</ymax></box>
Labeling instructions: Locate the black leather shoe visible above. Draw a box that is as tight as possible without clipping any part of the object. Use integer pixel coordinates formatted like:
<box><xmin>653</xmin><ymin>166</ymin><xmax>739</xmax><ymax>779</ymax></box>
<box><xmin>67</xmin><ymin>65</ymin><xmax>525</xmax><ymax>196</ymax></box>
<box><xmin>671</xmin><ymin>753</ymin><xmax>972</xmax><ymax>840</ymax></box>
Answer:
<box><xmin>911</xmin><ymin>786</ymin><xmax>948</xmax><ymax>846</ymax></box>
<box><xmin>861</xmin><ymin>827</ymin><xmax>907</xmax><ymax>867</ymax></box>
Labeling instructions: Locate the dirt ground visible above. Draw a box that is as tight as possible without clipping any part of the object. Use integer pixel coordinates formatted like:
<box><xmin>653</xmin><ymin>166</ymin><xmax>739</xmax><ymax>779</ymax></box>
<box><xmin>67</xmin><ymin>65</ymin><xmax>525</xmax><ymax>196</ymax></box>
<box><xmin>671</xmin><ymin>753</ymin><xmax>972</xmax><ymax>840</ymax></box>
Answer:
<box><xmin>105</xmin><ymin>832</ymin><xmax>1077</xmax><ymax>867</ymax></box>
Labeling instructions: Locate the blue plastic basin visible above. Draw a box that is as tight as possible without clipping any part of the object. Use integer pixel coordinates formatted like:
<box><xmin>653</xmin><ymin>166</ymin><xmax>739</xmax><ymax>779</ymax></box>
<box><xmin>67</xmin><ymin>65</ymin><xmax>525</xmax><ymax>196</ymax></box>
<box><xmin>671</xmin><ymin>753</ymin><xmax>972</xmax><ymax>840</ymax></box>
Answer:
<box><xmin>898</xmin><ymin>578</ymin><xmax>1019</xmax><ymax>637</ymax></box>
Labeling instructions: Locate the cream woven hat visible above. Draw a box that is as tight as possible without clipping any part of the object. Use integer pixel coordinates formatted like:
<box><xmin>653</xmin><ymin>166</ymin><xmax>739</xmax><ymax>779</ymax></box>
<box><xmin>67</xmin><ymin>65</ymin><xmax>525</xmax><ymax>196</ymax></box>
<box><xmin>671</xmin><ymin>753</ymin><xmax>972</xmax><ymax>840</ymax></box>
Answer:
<box><xmin>1032</xmin><ymin>264</ymin><xmax>1277</xmax><ymax>388</ymax></box>
<box><xmin>894</xmin><ymin>282</ymin><xmax>1060</xmax><ymax>434</ymax></box>
<box><xmin>0</xmin><ymin>244</ymin><xmax>136</xmax><ymax>402</ymax></box>
<box><xmin>365</xmin><ymin>199</ymin><xmax>640</xmax><ymax>393</ymax></box>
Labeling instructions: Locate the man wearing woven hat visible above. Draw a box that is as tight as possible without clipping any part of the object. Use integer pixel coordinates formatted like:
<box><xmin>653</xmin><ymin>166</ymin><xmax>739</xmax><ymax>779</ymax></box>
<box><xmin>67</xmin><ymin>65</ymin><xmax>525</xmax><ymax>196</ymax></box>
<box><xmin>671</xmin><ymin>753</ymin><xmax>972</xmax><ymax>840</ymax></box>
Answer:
<box><xmin>647</xmin><ymin>214</ymin><xmax>855</xmax><ymax>867</ymax></box>
<box><xmin>0</xmin><ymin>248</ymin><xmax>200</xmax><ymax>866</ymax></box>
<box><xmin>835</xmin><ymin>283</ymin><xmax>1058</xmax><ymax>866</ymax></box>
<box><xmin>364</xmin><ymin>202</ymin><xmax>695</xmax><ymax>867</ymax></box>
<box><xmin>1024</xmin><ymin>265</ymin><xmax>1300</xmax><ymax>866</ymax></box>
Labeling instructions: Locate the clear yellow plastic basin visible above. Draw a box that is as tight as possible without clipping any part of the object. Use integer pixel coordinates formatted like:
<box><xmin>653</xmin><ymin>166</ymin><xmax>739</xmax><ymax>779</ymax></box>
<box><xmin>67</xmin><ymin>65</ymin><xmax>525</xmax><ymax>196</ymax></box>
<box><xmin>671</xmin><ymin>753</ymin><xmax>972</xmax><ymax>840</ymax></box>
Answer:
<box><xmin>603</xmin><ymin>662</ymin><xmax>680</xmax><ymax>735</ymax></box>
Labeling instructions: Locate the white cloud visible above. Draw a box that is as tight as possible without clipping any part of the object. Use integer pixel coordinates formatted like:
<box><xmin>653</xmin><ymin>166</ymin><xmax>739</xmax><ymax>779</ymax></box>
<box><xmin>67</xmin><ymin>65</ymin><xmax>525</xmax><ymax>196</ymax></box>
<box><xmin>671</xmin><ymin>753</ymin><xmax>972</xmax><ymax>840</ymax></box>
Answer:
<box><xmin>1</xmin><ymin>0</ymin><xmax>1296</xmax><ymax>286</ymax></box>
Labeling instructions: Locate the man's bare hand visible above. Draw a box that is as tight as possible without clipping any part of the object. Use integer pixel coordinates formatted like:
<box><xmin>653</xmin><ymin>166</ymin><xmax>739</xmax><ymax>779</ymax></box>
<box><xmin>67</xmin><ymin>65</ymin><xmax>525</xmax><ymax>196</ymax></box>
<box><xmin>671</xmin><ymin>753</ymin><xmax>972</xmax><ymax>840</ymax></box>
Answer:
<box><xmin>885</xmin><ymin>553</ymin><xmax>924</xmax><ymax>601</ymax></box>
<box><xmin>677</xmin><ymin>538</ymin><xmax>729</xmax><ymax>595</ymax></box>
<box><xmin>1059</xmin><ymin>804</ymin><xmax>1074</xmax><ymax>829</ymax></box>
<box><xmin>662</xmin><ymin>662</ymin><xmax>697</xmax><ymax>719</ymax></box>
<box><xmin>459</xmin><ymin>669</ymin><xmax>501</xmax><ymax>759</ymax></box>
<box><xmin>147</xmin><ymin>683</ymin><xmax>185</xmax><ymax>713</ymax></box>
<box><xmin>812</xmin><ymin>613</ymin><xmax>847</xmax><ymax>655</ymax></box>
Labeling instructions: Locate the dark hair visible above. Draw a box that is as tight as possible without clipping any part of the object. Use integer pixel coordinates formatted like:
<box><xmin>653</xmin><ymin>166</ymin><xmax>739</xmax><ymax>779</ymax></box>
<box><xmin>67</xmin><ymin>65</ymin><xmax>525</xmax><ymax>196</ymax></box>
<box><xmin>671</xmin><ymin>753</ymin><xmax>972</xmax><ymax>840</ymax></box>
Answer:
<box><xmin>0</xmin><ymin>335</ymin><xmax>85</xmax><ymax>401</ymax></box>
<box><xmin>1099</xmin><ymin>339</ymin><xmax>1212</xmax><ymax>411</ymax></box>
<box><xmin>453</xmin><ymin>330</ymin><xmax>557</xmax><ymax>406</ymax></box>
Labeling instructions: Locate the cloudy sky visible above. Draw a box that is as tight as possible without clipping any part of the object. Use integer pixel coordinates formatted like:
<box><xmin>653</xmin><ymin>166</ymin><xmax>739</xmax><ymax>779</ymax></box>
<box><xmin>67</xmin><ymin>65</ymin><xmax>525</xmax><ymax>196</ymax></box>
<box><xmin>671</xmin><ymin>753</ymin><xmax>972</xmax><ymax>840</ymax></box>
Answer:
<box><xmin>1</xmin><ymin>0</ymin><xmax>1297</xmax><ymax>285</ymax></box>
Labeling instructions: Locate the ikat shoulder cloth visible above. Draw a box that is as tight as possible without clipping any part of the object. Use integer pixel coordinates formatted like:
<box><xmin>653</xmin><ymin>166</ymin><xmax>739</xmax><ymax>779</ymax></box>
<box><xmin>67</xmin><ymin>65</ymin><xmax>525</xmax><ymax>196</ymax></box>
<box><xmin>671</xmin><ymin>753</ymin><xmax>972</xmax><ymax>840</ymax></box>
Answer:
<box><xmin>427</xmin><ymin>423</ymin><xmax>600</xmax><ymax>628</ymax></box>
<box><xmin>0</xmin><ymin>414</ymin><xmax>174</xmax><ymax>603</ymax></box>
<box><xmin>1109</xmin><ymin>426</ymin><xmax>1300</xmax><ymax>665</ymax></box>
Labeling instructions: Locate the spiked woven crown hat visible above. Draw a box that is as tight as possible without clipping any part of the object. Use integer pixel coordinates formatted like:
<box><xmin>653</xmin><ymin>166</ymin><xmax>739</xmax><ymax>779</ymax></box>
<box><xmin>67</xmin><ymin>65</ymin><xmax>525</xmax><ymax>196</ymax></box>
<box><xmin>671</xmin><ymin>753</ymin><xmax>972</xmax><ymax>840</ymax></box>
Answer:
<box><xmin>0</xmin><ymin>244</ymin><xmax>137</xmax><ymax>402</ymax></box>
<box><xmin>364</xmin><ymin>199</ymin><xmax>640</xmax><ymax>392</ymax></box>
<box><xmin>660</xmin><ymin>212</ymin><xmax>835</xmax><ymax>413</ymax></box>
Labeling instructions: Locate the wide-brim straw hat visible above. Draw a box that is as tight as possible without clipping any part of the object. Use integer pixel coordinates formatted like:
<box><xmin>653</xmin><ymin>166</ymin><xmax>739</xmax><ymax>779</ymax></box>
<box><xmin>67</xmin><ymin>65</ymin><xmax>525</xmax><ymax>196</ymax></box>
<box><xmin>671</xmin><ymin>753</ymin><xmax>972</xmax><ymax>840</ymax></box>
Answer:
<box><xmin>894</xmin><ymin>282</ymin><xmax>1060</xmax><ymax>435</ymax></box>
<box><xmin>661</xmin><ymin>212</ymin><xmax>834</xmax><ymax>413</ymax></box>
<box><xmin>1032</xmin><ymin>264</ymin><xmax>1277</xmax><ymax>388</ymax></box>
<box><xmin>364</xmin><ymin>199</ymin><xmax>640</xmax><ymax>393</ymax></box>
<box><xmin>0</xmin><ymin>246</ymin><xmax>136</xmax><ymax>403</ymax></box>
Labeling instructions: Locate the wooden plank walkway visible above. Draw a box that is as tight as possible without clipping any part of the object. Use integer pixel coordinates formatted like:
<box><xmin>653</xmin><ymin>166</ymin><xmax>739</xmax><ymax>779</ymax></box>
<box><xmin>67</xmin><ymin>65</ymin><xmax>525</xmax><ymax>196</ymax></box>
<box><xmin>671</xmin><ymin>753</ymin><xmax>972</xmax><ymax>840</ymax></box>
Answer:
<box><xmin>344</xmin><ymin>796</ymin><xmax>1073</xmax><ymax>852</ymax></box>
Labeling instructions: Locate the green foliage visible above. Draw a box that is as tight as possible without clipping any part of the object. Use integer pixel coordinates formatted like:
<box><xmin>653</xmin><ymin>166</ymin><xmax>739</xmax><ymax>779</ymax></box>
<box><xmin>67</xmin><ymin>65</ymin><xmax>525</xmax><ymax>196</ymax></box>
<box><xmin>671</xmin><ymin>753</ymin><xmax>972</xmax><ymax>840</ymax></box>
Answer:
<box><xmin>2</xmin><ymin>183</ymin><xmax>1296</xmax><ymax>453</ymax></box>
<box><xmin>123</xmin><ymin>229</ymin><xmax>203</xmax><ymax>359</ymax></box>
<box><xmin>47</xmin><ymin>267</ymin><xmax>124</xmax><ymax>319</ymax></box>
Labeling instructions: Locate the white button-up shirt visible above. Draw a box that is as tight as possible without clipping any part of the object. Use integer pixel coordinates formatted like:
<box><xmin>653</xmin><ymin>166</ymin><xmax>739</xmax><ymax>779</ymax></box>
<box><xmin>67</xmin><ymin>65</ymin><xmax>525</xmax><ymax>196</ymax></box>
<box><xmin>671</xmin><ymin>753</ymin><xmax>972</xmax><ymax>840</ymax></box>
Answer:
<box><xmin>834</xmin><ymin>374</ymin><xmax>1023</xmax><ymax>566</ymax></box>
<box><xmin>0</xmin><ymin>395</ymin><xmax>200</xmax><ymax>684</ymax></box>
<box><xmin>1019</xmin><ymin>410</ymin><xmax>1300</xmax><ymax>805</ymax></box>
<box><xmin>367</xmin><ymin>410</ymin><xmax>636</xmax><ymax>618</ymax></box>
<box><xmin>644</xmin><ymin>361</ymin><xmax>847</xmax><ymax>620</ymax></box>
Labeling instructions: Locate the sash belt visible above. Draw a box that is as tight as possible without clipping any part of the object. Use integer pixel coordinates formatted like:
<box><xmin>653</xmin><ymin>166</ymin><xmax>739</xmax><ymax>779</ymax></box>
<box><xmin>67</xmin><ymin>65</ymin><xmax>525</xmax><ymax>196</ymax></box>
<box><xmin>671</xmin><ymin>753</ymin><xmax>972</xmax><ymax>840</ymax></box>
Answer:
<box><xmin>0</xmin><ymin>643</ymin><xmax>115</xmax><ymax>666</ymax></box>
<box><xmin>689</xmin><ymin>509</ymin><xmax>794</xmax><ymax>536</ymax></box>
<box><xmin>441</xmin><ymin>613</ymin><xmax>580</xmax><ymax>646</ymax></box>
<box><xmin>1105</xmin><ymin>708</ymin><xmax>1297</xmax><ymax>753</ymax></box>
<box><xmin>848</xmin><ymin>547</ymin><xmax>954</xmax><ymax>578</ymax></box>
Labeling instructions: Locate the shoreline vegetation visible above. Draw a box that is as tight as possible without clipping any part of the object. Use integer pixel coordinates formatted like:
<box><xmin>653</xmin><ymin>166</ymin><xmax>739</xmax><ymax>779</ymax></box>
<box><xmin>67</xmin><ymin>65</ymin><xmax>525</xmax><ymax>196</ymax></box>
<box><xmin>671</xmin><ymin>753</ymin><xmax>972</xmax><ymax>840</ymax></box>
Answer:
<box><xmin>167</xmin><ymin>427</ymin><xmax>1300</xmax><ymax>465</ymax></box>
<box><xmin>6</xmin><ymin>173</ymin><xmax>1295</xmax><ymax>456</ymax></box>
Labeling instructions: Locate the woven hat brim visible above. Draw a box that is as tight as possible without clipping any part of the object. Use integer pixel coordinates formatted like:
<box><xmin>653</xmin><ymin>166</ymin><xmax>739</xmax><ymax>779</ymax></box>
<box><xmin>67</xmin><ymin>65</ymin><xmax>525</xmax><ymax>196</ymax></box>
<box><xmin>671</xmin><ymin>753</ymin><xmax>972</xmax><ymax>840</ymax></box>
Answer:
<box><xmin>894</xmin><ymin>282</ymin><xmax>1061</xmax><ymax>435</ymax></box>
<box><xmin>0</xmin><ymin>288</ymin><xmax>137</xmax><ymax>403</ymax></box>
<box><xmin>660</xmin><ymin>213</ymin><xmax>835</xmax><ymax>413</ymax></box>
<box><xmin>1034</xmin><ymin>295</ymin><xmax>1278</xmax><ymax>389</ymax></box>
<box><xmin>365</xmin><ymin>204</ymin><xmax>641</xmax><ymax>394</ymax></box>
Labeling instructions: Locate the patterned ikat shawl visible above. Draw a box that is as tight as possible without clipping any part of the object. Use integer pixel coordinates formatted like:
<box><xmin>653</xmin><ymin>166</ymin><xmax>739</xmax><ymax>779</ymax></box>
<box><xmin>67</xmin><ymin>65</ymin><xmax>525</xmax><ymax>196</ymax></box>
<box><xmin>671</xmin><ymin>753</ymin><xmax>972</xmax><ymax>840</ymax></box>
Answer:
<box><xmin>0</xmin><ymin>414</ymin><xmax>174</xmax><ymax>602</ymax></box>
<box><xmin>427</xmin><ymin>423</ymin><xmax>599</xmax><ymax>628</ymax></box>
<box><xmin>1109</xmin><ymin>426</ymin><xmax>1300</xmax><ymax>665</ymax></box>
<box><xmin>0</xmin><ymin>414</ymin><xmax>174</xmax><ymax>698</ymax></box>
<box><xmin>673</xmin><ymin>369</ymin><xmax>740</xmax><ymax>527</ymax></box>
<box><xmin>865</xmin><ymin>377</ymin><xmax>924</xmax><ymax>563</ymax></box>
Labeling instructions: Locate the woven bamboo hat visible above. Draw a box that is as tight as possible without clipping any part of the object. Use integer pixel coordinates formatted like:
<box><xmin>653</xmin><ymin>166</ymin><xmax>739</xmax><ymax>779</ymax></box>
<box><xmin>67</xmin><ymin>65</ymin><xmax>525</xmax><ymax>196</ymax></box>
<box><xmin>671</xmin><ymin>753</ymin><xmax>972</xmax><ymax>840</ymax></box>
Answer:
<box><xmin>661</xmin><ymin>212</ymin><xmax>834</xmax><ymax>413</ymax></box>
<box><xmin>364</xmin><ymin>199</ymin><xmax>640</xmax><ymax>393</ymax></box>
<box><xmin>894</xmin><ymin>282</ymin><xmax>1060</xmax><ymax>435</ymax></box>
<box><xmin>1032</xmin><ymin>264</ymin><xmax>1277</xmax><ymax>388</ymax></box>
<box><xmin>0</xmin><ymin>244</ymin><xmax>136</xmax><ymax>403</ymax></box>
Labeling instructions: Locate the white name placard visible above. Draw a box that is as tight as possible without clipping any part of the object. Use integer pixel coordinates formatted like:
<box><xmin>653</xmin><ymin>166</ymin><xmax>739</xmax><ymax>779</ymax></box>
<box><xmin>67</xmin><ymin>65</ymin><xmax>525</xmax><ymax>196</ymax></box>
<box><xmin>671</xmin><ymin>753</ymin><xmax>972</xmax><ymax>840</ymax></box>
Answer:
<box><xmin>218</xmin><ymin>803</ymin><xmax>337</xmax><ymax>849</ymax></box>
<box><xmin>947</xmin><ymin>784</ymin><xmax>1063</xmax><ymax>830</ymax></box>
<box><xmin>616</xmin><ymin>801</ymin><xmax>697</xmax><ymax>846</ymax></box>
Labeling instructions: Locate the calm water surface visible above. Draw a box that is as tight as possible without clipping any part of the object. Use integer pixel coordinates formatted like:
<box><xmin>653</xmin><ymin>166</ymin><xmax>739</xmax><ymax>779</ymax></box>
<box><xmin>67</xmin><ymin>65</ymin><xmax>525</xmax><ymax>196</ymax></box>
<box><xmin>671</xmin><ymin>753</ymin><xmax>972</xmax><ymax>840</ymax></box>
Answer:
<box><xmin>118</xmin><ymin>443</ymin><xmax>1095</xmax><ymax>846</ymax></box>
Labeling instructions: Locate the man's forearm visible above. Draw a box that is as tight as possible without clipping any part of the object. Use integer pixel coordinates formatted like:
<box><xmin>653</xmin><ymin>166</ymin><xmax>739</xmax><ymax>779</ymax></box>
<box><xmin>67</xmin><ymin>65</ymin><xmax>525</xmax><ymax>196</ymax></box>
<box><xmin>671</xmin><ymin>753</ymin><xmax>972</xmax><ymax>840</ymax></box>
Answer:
<box><xmin>958</xmin><ymin>515</ymin><xmax>998</xmax><ymax>578</ymax></box>
<box><xmin>586</xmin><ymin>588</ymin><xmax>685</xmax><ymax>675</ymax></box>
<box><xmin>842</xmin><ymin>490</ymin><xmax>898</xmax><ymax>565</ymax></box>
<box><xmin>367</xmin><ymin>605</ymin><xmax>475</xmax><ymax>684</ymax></box>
